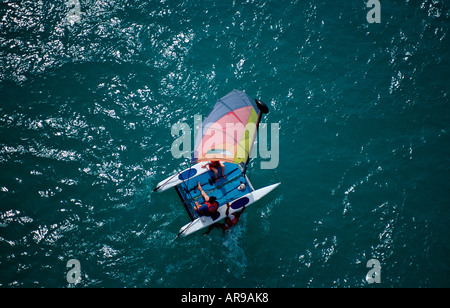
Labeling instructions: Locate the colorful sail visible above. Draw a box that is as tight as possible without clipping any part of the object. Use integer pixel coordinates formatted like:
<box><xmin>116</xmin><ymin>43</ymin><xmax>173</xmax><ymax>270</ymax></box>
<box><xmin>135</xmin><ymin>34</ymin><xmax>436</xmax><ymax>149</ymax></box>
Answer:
<box><xmin>192</xmin><ymin>90</ymin><xmax>260</xmax><ymax>165</ymax></box>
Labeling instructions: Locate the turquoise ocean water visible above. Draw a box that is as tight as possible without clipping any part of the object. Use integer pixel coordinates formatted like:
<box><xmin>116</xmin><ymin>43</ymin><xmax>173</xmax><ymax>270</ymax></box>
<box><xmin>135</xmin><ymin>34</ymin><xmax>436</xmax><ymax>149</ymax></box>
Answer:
<box><xmin>1</xmin><ymin>0</ymin><xmax>449</xmax><ymax>288</ymax></box>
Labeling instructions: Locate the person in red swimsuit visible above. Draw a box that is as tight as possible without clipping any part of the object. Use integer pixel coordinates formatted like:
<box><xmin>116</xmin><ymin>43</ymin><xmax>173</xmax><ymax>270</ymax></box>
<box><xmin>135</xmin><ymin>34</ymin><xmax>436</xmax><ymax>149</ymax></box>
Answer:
<box><xmin>203</xmin><ymin>203</ymin><xmax>246</xmax><ymax>236</ymax></box>
<box><xmin>194</xmin><ymin>182</ymin><xmax>219</xmax><ymax>217</ymax></box>
<box><xmin>202</xmin><ymin>160</ymin><xmax>225</xmax><ymax>181</ymax></box>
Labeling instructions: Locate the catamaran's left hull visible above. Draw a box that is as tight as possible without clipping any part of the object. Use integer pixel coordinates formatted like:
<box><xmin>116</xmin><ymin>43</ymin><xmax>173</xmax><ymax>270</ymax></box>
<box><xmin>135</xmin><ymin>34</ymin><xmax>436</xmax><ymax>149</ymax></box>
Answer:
<box><xmin>154</xmin><ymin>162</ymin><xmax>207</xmax><ymax>193</ymax></box>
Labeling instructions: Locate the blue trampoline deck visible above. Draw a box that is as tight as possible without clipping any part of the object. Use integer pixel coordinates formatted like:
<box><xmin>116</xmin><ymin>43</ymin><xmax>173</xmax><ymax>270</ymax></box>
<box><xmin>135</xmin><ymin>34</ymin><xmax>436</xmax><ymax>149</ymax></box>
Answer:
<box><xmin>174</xmin><ymin>162</ymin><xmax>253</xmax><ymax>221</ymax></box>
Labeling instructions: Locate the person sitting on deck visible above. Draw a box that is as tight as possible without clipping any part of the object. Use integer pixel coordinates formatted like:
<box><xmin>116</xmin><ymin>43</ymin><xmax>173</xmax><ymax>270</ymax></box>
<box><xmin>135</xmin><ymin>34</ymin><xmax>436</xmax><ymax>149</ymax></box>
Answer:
<box><xmin>201</xmin><ymin>160</ymin><xmax>225</xmax><ymax>182</ymax></box>
<box><xmin>194</xmin><ymin>182</ymin><xmax>219</xmax><ymax>217</ymax></box>
<box><xmin>204</xmin><ymin>203</ymin><xmax>246</xmax><ymax>236</ymax></box>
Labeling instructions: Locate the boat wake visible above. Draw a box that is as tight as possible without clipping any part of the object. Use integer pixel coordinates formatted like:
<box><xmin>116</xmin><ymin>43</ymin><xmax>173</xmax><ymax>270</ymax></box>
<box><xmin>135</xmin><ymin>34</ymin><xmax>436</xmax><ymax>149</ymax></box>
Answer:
<box><xmin>221</xmin><ymin>216</ymin><xmax>248</xmax><ymax>278</ymax></box>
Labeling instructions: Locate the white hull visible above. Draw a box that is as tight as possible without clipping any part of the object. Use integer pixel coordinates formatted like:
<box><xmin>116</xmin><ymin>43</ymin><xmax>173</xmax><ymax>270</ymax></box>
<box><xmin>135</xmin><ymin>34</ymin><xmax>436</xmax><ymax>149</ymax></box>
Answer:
<box><xmin>155</xmin><ymin>162</ymin><xmax>207</xmax><ymax>192</ymax></box>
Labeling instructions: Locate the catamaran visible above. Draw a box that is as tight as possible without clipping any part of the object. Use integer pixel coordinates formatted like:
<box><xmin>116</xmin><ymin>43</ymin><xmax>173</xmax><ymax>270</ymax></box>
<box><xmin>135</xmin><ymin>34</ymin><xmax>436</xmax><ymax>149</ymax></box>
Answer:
<box><xmin>154</xmin><ymin>90</ymin><xmax>280</xmax><ymax>238</ymax></box>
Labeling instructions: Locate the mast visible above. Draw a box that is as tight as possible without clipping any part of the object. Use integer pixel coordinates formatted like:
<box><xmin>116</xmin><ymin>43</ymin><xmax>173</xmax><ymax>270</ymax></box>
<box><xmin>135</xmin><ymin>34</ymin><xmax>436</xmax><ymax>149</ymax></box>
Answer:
<box><xmin>243</xmin><ymin>99</ymin><xmax>269</xmax><ymax>175</ymax></box>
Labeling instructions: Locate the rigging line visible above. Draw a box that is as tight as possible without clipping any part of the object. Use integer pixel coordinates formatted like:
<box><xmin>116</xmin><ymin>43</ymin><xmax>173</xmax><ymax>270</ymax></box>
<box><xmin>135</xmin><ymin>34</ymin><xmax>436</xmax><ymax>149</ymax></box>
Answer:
<box><xmin>184</xmin><ymin>158</ymin><xmax>194</xmax><ymax>194</ymax></box>
<box><xmin>179</xmin><ymin>158</ymin><xmax>197</xmax><ymax>216</ymax></box>
<box><xmin>183</xmin><ymin>174</ymin><xmax>244</xmax><ymax>203</ymax></box>
<box><xmin>217</xmin><ymin>181</ymin><xmax>245</xmax><ymax>202</ymax></box>
<box><xmin>218</xmin><ymin>97</ymin><xmax>246</xmax><ymax>126</ymax></box>
<box><xmin>177</xmin><ymin>181</ymin><xmax>199</xmax><ymax>221</ymax></box>
<box><xmin>173</xmin><ymin>159</ymin><xmax>203</xmax><ymax>240</ymax></box>
<box><xmin>172</xmin><ymin>219</ymin><xmax>196</xmax><ymax>243</ymax></box>
<box><xmin>187</xmin><ymin>167</ymin><xmax>239</xmax><ymax>193</ymax></box>
<box><xmin>217</xmin><ymin>95</ymin><xmax>256</xmax><ymax>124</ymax></box>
